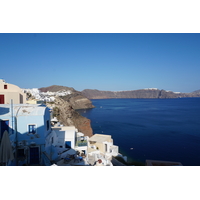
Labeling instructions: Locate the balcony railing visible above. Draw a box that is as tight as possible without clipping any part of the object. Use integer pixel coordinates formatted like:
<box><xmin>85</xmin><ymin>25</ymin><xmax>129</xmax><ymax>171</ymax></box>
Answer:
<box><xmin>76</xmin><ymin>137</ymin><xmax>88</xmax><ymax>147</ymax></box>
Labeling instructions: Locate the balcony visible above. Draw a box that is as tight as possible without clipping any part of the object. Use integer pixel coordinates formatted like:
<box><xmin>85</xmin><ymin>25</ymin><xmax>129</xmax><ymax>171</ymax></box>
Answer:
<box><xmin>75</xmin><ymin>137</ymin><xmax>88</xmax><ymax>147</ymax></box>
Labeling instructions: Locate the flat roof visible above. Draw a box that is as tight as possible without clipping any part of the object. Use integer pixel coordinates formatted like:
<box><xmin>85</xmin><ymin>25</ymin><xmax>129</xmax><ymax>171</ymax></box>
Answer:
<box><xmin>0</xmin><ymin>104</ymin><xmax>47</xmax><ymax>116</ymax></box>
<box><xmin>89</xmin><ymin>134</ymin><xmax>112</xmax><ymax>143</ymax></box>
<box><xmin>52</xmin><ymin>126</ymin><xmax>77</xmax><ymax>131</ymax></box>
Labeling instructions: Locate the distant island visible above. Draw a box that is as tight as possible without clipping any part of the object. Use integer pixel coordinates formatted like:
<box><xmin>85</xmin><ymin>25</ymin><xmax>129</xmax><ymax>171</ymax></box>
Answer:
<box><xmin>37</xmin><ymin>85</ymin><xmax>200</xmax><ymax>100</ymax></box>
<box><xmin>81</xmin><ymin>88</ymin><xmax>200</xmax><ymax>99</ymax></box>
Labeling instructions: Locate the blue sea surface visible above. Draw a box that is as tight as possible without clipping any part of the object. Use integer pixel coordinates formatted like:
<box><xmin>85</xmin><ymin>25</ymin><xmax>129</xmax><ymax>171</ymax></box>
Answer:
<box><xmin>78</xmin><ymin>98</ymin><xmax>200</xmax><ymax>166</ymax></box>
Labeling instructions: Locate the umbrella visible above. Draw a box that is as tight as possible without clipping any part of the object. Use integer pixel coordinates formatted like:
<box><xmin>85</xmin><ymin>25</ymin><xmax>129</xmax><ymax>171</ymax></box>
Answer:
<box><xmin>0</xmin><ymin>130</ymin><xmax>14</xmax><ymax>165</ymax></box>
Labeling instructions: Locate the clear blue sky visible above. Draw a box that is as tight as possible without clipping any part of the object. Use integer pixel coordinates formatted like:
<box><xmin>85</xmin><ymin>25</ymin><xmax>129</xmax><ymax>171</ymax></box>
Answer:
<box><xmin>0</xmin><ymin>33</ymin><xmax>200</xmax><ymax>93</ymax></box>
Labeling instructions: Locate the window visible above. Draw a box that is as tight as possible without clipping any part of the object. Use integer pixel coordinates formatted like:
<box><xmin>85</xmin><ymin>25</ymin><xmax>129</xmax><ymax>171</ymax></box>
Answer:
<box><xmin>4</xmin><ymin>85</ymin><xmax>7</xmax><ymax>89</ymax></box>
<box><xmin>28</xmin><ymin>124</ymin><xmax>36</xmax><ymax>134</ymax></box>
<box><xmin>46</xmin><ymin>120</ymin><xmax>50</xmax><ymax>131</ymax></box>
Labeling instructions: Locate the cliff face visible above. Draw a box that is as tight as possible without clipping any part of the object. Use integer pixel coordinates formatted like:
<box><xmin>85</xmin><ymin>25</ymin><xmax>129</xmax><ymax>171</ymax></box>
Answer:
<box><xmin>39</xmin><ymin>85</ymin><xmax>94</xmax><ymax>137</ymax></box>
<box><xmin>39</xmin><ymin>85</ymin><xmax>95</xmax><ymax>110</ymax></box>
<box><xmin>60</xmin><ymin>92</ymin><xmax>95</xmax><ymax>110</ymax></box>
<box><xmin>82</xmin><ymin>89</ymin><xmax>200</xmax><ymax>99</ymax></box>
<box><xmin>48</xmin><ymin>97</ymin><xmax>93</xmax><ymax>137</ymax></box>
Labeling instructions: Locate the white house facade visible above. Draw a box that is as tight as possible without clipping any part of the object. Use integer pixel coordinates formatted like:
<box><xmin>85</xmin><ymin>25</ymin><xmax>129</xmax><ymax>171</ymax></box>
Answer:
<box><xmin>0</xmin><ymin>104</ymin><xmax>51</xmax><ymax>166</ymax></box>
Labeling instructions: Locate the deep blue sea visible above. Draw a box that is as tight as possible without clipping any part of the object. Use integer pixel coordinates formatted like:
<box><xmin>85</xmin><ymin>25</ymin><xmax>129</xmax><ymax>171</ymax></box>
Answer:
<box><xmin>78</xmin><ymin>98</ymin><xmax>200</xmax><ymax>166</ymax></box>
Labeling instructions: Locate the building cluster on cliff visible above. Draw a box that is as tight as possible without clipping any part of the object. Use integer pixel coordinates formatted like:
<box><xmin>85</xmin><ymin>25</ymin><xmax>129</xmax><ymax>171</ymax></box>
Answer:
<box><xmin>24</xmin><ymin>88</ymin><xmax>72</xmax><ymax>103</ymax></box>
<box><xmin>0</xmin><ymin>79</ymin><xmax>127</xmax><ymax>166</ymax></box>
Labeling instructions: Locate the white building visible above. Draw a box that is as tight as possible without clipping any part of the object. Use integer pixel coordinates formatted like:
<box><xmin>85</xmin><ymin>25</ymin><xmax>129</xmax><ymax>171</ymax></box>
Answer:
<box><xmin>44</xmin><ymin>125</ymin><xmax>90</xmax><ymax>165</ymax></box>
<box><xmin>87</xmin><ymin>134</ymin><xmax>124</xmax><ymax>166</ymax></box>
<box><xmin>24</xmin><ymin>88</ymin><xmax>72</xmax><ymax>103</ymax></box>
<box><xmin>44</xmin><ymin>125</ymin><xmax>123</xmax><ymax>166</ymax></box>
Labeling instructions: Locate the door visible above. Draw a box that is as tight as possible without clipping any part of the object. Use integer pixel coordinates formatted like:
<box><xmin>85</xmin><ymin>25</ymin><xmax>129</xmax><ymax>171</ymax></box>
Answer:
<box><xmin>29</xmin><ymin>147</ymin><xmax>40</xmax><ymax>165</ymax></box>
<box><xmin>65</xmin><ymin>141</ymin><xmax>71</xmax><ymax>148</ymax></box>
<box><xmin>0</xmin><ymin>95</ymin><xmax>4</xmax><ymax>104</ymax></box>
<box><xmin>19</xmin><ymin>94</ymin><xmax>23</xmax><ymax>104</ymax></box>
<box><xmin>105</xmin><ymin>144</ymin><xmax>108</xmax><ymax>152</ymax></box>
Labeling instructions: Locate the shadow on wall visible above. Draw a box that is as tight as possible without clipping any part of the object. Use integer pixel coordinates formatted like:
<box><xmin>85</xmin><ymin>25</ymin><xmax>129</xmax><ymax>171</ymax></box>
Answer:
<box><xmin>1</xmin><ymin>119</ymin><xmax>88</xmax><ymax>166</ymax></box>
<box><xmin>0</xmin><ymin>107</ymin><xmax>10</xmax><ymax>115</ymax></box>
<box><xmin>15</xmin><ymin>124</ymin><xmax>48</xmax><ymax>166</ymax></box>
<box><xmin>0</xmin><ymin>122</ymin><xmax>48</xmax><ymax>166</ymax></box>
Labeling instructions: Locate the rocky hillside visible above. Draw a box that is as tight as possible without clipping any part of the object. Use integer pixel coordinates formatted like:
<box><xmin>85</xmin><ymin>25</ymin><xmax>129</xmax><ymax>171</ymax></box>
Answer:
<box><xmin>60</xmin><ymin>92</ymin><xmax>95</xmax><ymax>110</ymax></box>
<box><xmin>39</xmin><ymin>85</ymin><xmax>95</xmax><ymax>110</ymax></box>
<box><xmin>47</xmin><ymin>97</ymin><xmax>93</xmax><ymax>137</ymax></box>
<box><xmin>40</xmin><ymin>85</ymin><xmax>76</xmax><ymax>93</ymax></box>
<box><xmin>192</xmin><ymin>89</ymin><xmax>200</xmax><ymax>94</ymax></box>
<box><xmin>82</xmin><ymin>88</ymin><xmax>200</xmax><ymax>99</ymax></box>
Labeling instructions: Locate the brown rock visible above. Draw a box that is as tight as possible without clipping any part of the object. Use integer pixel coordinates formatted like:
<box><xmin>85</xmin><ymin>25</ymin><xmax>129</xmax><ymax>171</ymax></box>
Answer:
<box><xmin>48</xmin><ymin>97</ymin><xmax>93</xmax><ymax>137</ymax></box>
<box><xmin>61</xmin><ymin>92</ymin><xmax>95</xmax><ymax>110</ymax></box>
<box><xmin>71</xmin><ymin>111</ymin><xmax>93</xmax><ymax>137</ymax></box>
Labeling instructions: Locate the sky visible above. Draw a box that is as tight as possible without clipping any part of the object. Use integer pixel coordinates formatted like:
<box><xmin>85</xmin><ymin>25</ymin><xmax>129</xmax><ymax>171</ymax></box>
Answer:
<box><xmin>0</xmin><ymin>33</ymin><xmax>200</xmax><ymax>93</ymax></box>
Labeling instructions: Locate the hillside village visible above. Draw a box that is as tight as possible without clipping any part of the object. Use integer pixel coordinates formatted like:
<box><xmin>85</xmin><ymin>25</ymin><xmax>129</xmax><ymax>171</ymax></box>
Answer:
<box><xmin>24</xmin><ymin>88</ymin><xmax>72</xmax><ymax>103</ymax></box>
<box><xmin>0</xmin><ymin>79</ymin><xmax>184</xmax><ymax>166</ymax></box>
<box><xmin>0</xmin><ymin>79</ymin><xmax>128</xmax><ymax>166</ymax></box>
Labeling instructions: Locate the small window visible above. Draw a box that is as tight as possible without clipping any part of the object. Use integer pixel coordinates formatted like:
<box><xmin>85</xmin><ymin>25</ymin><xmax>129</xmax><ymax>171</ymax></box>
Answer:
<box><xmin>28</xmin><ymin>124</ymin><xmax>36</xmax><ymax>134</ymax></box>
<box><xmin>46</xmin><ymin>120</ymin><xmax>50</xmax><ymax>131</ymax></box>
<box><xmin>4</xmin><ymin>85</ymin><xmax>7</xmax><ymax>89</ymax></box>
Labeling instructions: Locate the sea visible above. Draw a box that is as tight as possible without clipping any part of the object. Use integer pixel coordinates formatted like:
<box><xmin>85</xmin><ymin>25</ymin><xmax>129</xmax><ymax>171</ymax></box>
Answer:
<box><xmin>78</xmin><ymin>98</ymin><xmax>200</xmax><ymax>166</ymax></box>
